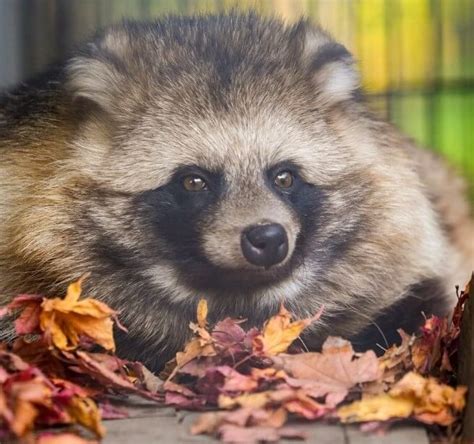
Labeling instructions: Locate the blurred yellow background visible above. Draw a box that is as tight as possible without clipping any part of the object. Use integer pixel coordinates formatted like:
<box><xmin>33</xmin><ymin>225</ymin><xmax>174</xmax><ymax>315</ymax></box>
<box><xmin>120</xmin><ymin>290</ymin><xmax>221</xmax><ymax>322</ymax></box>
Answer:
<box><xmin>1</xmin><ymin>0</ymin><xmax>472</xmax><ymax>197</ymax></box>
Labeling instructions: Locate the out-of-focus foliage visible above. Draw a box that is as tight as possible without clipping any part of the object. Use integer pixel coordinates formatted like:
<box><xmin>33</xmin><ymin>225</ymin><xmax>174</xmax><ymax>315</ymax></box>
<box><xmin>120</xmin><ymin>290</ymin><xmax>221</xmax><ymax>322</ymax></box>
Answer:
<box><xmin>2</xmin><ymin>0</ymin><xmax>473</xmax><ymax>196</ymax></box>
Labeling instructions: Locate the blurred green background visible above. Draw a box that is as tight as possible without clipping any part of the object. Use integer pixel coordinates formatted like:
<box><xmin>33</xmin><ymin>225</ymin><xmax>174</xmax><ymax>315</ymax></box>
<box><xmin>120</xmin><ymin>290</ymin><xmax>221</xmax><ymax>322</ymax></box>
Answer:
<box><xmin>0</xmin><ymin>0</ymin><xmax>472</xmax><ymax>198</ymax></box>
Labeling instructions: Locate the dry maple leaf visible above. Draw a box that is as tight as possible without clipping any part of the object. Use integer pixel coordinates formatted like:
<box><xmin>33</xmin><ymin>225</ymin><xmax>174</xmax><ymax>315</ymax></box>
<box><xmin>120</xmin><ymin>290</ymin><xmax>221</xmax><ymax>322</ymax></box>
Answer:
<box><xmin>273</xmin><ymin>337</ymin><xmax>382</xmax><ymax>406</ymax></box>
<box><xmin>40</xmin><ymin>277</ymin><xmax>117</xmax><ymax>351</ymax></box>
<box><xmin>252</xmin><ymin>305</ymin><xmax>322</xmax><ymax>356</ymax></box>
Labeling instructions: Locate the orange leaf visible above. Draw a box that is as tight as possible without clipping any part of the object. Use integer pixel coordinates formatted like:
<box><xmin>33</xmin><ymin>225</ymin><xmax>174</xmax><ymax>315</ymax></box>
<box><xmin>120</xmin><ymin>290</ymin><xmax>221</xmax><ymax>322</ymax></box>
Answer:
<box><xmin>252</xmin><ymin>304</ymin><xmax>322</xmax><ymax>356</ymax></box>
<box><xmin>389</xmin><ymin>372</ymin><xmax>467</xmax><ymax>426</ymax></box>
<box><xmin>39</xmin><ymin>277</ymin><xmax>116</xmax><ymax>351</ymax></box>
<box><xmin>167</xmin><ymin>300</ymin><xmax>216</xmax><ymax>380</ymax></box>
<box><xmin>10</xmin><ymin>398</ymin><xmax>39</xmax><ymax>437</ymax></box>
<box><xmin>175</xmin><ymin>337</ymin><xmax>216</xmax><ymax>369</ymax></box>
<box><xmin>338</xmin><ymin>372</ymin><xmax>467</xmax><ymax>426</ymax></box>
<box><xmin>65</xmin><ymin>395</ymin><xmax>106</xmax><ymax>438</ymax></box>
<box><xmin>197</xmin><ymin>299</ymin><xmax>208</xmax><ymax>329</ymax></box>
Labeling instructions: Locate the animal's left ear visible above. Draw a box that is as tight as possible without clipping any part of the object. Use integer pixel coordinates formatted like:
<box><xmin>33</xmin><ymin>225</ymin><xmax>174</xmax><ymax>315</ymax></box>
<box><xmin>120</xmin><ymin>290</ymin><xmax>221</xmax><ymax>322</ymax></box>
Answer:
<box><xmin>296</xmin><ymin>23</ymin><xmax>360</xmax><ymax>104</ymax></box>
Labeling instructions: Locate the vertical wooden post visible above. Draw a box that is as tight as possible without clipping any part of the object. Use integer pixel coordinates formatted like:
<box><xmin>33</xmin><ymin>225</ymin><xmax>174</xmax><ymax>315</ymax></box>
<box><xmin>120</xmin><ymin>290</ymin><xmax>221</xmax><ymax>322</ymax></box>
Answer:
<box><xmin>459</xmin><ymin>280</ymin><xmax>473</xmax><ymax>442</ymax></box>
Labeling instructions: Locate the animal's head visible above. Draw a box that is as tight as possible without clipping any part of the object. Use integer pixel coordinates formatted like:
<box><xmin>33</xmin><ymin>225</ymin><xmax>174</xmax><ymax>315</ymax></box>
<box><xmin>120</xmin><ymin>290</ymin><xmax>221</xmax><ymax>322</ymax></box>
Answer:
<box><xmin>64</xmin><ymin>15</ymin><xmax>374</xmax><ymax>306</ymax></box>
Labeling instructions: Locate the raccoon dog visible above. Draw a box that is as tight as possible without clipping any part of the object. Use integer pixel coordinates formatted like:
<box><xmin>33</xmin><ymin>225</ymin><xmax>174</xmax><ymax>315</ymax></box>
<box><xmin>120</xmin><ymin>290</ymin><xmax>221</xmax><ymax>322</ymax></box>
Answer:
<box><xmin>0</xmin><ymin>14</ymin><xmax>473</xmax><ymax>370</ymax></box>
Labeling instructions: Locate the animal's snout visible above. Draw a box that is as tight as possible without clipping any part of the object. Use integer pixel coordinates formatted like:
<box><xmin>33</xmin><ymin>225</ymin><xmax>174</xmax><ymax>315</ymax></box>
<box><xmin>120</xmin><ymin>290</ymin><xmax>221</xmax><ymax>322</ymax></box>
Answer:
<box><xmin>241</xmin><ymin>223</ymin><xmax>289</xmax><ymax>267</ymax></box>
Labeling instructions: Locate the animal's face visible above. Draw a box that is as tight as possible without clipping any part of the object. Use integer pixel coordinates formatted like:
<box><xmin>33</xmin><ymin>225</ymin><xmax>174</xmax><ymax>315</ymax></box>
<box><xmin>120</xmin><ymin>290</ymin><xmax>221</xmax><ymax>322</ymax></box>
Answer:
<box><xmin>74</xmin><ymin>94</ymin><xmax>371</xmax><ymax>310</ymax></box>
<box><xmin>65</xmin><ymin>15</ymin><xmax>377</xmax><ymax>315</ymax></box>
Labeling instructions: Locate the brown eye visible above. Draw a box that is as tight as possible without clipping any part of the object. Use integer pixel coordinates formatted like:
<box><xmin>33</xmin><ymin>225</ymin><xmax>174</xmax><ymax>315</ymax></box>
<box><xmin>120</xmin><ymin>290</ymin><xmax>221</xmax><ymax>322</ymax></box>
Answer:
<box><xmin>274</xmin><ymin>171</ymin><xmax>294</xmax><ymax>189</ymax></box>
<box><xmin>183</xmin><ymin>175</ymin><xmax>208</xmax><ymax>191</ymax></box>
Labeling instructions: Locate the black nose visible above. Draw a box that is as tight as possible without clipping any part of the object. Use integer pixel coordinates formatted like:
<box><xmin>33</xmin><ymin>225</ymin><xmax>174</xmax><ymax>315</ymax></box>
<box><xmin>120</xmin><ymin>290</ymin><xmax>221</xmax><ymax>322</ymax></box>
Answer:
<box><xmin>241</xmin><ymin>223</ymin><xmax>289</xmax><ymax>267</ymax></box>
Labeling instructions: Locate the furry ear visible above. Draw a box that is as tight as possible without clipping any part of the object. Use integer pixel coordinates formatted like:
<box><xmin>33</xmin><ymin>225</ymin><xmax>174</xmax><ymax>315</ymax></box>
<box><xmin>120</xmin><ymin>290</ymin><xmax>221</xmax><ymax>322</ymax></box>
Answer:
<box><xmin>299</xmin><ymin>24</ymin><xmax>360</xmax><ymax>104</ymax></box>
<box><xmin>66</xmin><ymin>29</ymin><xmax>132</xmax><ymax>114</ymax></box>
<box><xmin>67</xmin><ymin>55</ymin><xmax>121</xmax><ymax>113</ymax></box>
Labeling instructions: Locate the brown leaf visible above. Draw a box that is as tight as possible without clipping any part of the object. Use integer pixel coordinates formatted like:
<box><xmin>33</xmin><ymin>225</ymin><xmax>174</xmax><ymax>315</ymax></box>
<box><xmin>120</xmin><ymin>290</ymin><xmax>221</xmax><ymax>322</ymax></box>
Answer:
<box><xmin>379</xmin><ymin>329</ymin><xmax>413</xmax><ymax>373</ymax></box>
<box><xmin>273</xmin><ymin>337</ymin><xmax>381</xmax><ymax>406</ymax></box>
<box><xmin>135</xmin><ymin>364</ymin><xmax>163</xmax><ymax>393</ymax></box>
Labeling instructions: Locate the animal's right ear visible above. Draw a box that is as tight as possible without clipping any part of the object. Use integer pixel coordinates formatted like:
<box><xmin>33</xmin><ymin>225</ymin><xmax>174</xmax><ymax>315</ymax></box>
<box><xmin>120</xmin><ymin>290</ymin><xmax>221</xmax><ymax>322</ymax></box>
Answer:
<box><xmin>66</xmin><ymin>30</ymin><xmax>133</xmax><ymax>116</ymax></box>
<box><xmin>67</xmin><ymin>55</ymin><xmax>119</xmax><ymax>114</ymax></box>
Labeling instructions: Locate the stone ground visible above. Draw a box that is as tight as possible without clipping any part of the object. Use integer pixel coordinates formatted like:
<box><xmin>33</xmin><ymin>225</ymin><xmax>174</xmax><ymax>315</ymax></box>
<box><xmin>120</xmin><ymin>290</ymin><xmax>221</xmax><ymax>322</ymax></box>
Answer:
<box><xmin>101</xmin><ymin>398</ymin><xmax>430</xmax><ymax>444</ymax></box>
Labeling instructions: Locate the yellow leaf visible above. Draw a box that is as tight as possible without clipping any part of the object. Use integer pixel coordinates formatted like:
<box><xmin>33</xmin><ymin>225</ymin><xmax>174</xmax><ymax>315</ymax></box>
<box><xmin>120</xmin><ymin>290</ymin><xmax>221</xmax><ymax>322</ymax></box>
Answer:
<box><xmin>66</xmin><ymin>395</ymin><xmax>105</xmax><ymax>438</ymax></box>
<box><xmin>218</xmin><ymin>392</ymin><xmax>271</xmax><ymax>410</ymax></box>
<box><xmin>167</xmin><ymin>301</ymin><xmax>216</xmax><ymax>380</ymax></box>
<box><xmin>197</xmin><ymin>299</ymin><xmax>208</xmax><ymax>329</ymax></box>
<box><xmin>338</xmin><ymin>372</ymin><xmax>467</xmax><ymax>426</ymax></box>
<box><xmin>252</xmin><ymin>305</ymin><xmax>321</xmax><ymax>356</ymax></box>
<box><xmin>389</xmin><ymin>372</ymin><xmax>466</xmax><ymax>426</ymax></box>
<box><xmin>39</xmin><ymin>277</ymin><xmax>117</xmax><ymax>351</ymax></box>
<box><xmin>175</xmin><ymin>337</ymin><xmax>216</xmax><ymax>368</ymax></box>
<box><xmin>338</xmin><ymin>393</ymin><xmax>414</xmax><ymax>422</ymax></box>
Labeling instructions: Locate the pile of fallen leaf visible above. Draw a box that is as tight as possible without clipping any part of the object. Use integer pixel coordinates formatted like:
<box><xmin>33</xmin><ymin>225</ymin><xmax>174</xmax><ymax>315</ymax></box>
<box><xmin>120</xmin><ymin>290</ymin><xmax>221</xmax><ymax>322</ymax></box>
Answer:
<box><xmin>0</xmin><ymin>275</ymin><xmax>471</xmax><ymax>443</ymax></box>
<box><xmin>0</xmin><ymin>277</ymin><xmax>162</xmax><ymax>443</ymax></box>
<box><xmin>163</xmin><ymin>280</ymin><xmax>470</xmax><ymax>443</ymax></box>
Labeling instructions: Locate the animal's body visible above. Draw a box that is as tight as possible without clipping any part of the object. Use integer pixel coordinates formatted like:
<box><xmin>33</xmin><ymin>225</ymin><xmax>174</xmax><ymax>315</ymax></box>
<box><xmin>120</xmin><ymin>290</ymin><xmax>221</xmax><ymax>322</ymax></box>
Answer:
<box><xmin>0</xmin><ymin>14</ymin><xmax>472</xmax><ymax>370</ymax></box>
